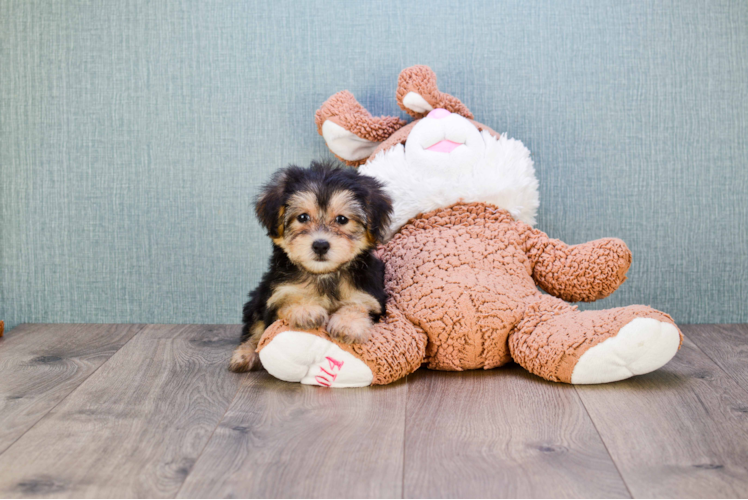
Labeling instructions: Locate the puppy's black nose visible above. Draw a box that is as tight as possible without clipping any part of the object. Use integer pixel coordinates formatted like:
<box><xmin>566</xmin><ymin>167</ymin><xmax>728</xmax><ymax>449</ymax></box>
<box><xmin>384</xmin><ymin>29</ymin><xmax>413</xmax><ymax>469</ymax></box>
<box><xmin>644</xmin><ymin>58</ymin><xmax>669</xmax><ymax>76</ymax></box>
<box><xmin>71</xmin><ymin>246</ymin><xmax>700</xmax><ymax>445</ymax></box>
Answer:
<box><xmin>312</xmin><ymin>239</ymin><xmax>330</xmax><ymax>256</ymax></box>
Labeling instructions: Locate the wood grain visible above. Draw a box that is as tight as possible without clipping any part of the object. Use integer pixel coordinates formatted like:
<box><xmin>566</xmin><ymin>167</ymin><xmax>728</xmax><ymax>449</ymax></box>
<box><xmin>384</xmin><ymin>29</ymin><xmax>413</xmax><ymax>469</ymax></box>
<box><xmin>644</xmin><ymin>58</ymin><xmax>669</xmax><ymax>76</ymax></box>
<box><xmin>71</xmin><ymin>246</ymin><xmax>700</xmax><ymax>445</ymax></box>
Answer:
<box><xmin>178</xmin><ymin>371</ymin><xmax>407</xmax><ymax>498</ymax></box>
<box><xmin>0</xmin><ymin>323</ymin><xmax>143</xmax><ymax>454</ymax></box>
<box><xmin>685</xmin><ymin>324</ymin><xmax>748</xmax><ymax>392</ymax></box>
<box><xmin>576</xmin><ymin>336</ymin><xmax>748</xmax><ymax>498</ymax></box>
<box><xmin>0</xmin><ymin>324</ymin><xmax>242</xmax><ymax>498</ymax></box>
<box><xmin>402</xmin><ymin>367</ymin><xmax>629</xmax><ymax>498</ymax></box>
<box><xmin>3</xmin><ymin>323</ymin><xmax>748</xmax><ymax>498</ymax></box>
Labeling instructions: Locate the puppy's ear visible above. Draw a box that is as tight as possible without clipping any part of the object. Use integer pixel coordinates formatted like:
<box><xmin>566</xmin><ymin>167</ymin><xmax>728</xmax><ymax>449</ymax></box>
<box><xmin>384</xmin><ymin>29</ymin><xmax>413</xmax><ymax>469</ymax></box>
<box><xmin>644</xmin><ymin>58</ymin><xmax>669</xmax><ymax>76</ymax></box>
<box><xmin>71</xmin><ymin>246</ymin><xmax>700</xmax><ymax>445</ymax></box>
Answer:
<box><xmin>255</xmin><ymin>169</ymin><xmax>291</xmax><ymax>238</ymax></box>
<box><xmin>358</xmin><ymin>176</ymin><xmax>393</xmax><ymax>244</ymax></box>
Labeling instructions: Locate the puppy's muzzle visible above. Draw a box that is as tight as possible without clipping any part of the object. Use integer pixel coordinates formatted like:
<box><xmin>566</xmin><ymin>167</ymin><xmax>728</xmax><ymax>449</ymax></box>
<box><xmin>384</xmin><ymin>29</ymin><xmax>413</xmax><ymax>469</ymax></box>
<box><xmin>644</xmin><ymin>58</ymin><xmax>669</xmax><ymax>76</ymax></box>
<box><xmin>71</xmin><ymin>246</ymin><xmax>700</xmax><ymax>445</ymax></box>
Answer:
<box><xmin>312</xmin><ymin>239</ymin><xmax>330</xmax><ymax>257</ymax></box>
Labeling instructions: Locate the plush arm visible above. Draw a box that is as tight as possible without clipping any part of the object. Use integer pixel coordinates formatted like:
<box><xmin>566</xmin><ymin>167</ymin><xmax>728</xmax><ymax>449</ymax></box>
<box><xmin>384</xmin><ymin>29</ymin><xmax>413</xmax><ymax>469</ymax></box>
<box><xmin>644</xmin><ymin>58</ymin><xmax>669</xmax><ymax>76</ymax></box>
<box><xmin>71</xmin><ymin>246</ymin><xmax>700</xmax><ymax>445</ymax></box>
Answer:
<box><xmin>520</xmin><ymin>223</ymin><xmax>632</xmax><ymax>302</ymax></box>
<box><xmin>351</xmin><ymin>301</ymin><xmax>428</xmax><ymax>385</ymax></box>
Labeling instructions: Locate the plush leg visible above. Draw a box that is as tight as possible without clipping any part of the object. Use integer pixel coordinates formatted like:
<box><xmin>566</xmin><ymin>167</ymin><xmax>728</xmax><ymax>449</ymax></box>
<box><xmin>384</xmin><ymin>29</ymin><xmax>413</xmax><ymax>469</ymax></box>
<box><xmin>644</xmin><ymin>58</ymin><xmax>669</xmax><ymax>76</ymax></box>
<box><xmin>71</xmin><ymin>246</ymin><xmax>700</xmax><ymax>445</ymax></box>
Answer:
<box><xmin>509</xmin><ymin>296</ymin><xmax>682</xmax><ymax>384</ymax></box>
<box><xmin>257</xmin><ymin>303</ymin><xmax>428</xmax><ymax>387</ymax></box>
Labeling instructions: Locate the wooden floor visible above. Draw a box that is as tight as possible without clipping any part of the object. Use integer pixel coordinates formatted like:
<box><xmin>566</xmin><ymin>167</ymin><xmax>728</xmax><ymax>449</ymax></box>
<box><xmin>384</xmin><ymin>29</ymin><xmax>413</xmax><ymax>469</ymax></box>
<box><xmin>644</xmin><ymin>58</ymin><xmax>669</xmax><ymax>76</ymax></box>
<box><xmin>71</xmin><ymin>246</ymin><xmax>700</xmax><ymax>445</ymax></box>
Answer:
<box><xmin>0</xmin><ymin>324</ymin><xmax>747</xmax><ymax>498</ymax></box>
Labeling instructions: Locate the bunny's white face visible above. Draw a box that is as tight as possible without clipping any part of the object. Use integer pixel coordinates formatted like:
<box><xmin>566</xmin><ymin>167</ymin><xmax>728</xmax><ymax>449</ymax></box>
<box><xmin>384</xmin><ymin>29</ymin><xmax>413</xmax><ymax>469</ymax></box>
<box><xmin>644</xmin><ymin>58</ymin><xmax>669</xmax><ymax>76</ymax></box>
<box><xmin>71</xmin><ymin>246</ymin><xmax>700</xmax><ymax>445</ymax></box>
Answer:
<box><xmin>404</xmin><ymin>109</ymin><xmax>486</xmax><ymax>174</ymax></box>
<box><xmin>360</xmin><ymin>114</ymin><xmax>539</xmax><ymax>240</ymax></box>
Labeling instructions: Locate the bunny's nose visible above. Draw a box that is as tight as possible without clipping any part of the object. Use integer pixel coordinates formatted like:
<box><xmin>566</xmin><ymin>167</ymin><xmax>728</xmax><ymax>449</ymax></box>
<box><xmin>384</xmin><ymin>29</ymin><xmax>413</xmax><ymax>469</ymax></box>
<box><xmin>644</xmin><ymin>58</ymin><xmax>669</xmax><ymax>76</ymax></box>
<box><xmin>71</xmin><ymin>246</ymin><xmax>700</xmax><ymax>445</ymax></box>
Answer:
<box><xmin>427</xmin><ymin>108</ymin><xmax>451</xmax><ymax>119</ymax></box>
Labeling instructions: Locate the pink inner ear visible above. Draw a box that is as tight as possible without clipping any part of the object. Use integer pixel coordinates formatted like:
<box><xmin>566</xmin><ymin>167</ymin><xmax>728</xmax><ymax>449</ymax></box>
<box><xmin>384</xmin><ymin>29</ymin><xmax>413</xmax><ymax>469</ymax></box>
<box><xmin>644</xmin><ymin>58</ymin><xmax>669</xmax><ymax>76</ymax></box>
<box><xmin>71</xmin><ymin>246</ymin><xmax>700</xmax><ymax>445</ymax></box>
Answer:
<box><xmin>426</xmin><ymin>139</ymin><xmax>462</xmax><ymax>153</ymax></box>
<box><xmin>427</xmin><ymin>108</ymin><xmax>451</xmax><ymax>119</ymax></box>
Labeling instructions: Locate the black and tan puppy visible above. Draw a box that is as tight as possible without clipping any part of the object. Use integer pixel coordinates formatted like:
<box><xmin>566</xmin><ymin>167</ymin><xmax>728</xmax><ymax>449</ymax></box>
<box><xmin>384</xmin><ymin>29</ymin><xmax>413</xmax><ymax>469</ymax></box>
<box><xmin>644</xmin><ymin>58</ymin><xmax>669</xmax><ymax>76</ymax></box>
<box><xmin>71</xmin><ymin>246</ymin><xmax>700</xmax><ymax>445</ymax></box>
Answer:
<box><xmin>229</xmin><ymin>161</ymin><xmax>393</xmax><ymax>372</ymax></box>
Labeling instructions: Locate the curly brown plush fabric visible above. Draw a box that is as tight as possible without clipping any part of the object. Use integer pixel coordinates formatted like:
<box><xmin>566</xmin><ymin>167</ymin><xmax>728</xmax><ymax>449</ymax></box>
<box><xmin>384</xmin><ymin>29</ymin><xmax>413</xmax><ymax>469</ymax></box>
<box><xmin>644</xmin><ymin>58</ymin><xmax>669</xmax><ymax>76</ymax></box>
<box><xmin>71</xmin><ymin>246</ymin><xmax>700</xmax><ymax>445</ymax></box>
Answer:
<box><xmin>314</xmin><ymin>90</ymin><xmax>407</xmax><ymax>166</ymax></box>
<box><xmin>382</xmin><ymin>202</ymin><xmax>663</xmax><ymax>374</ymax></box>
<box><xmin>369</xmin><ymin>121</ymin><xmax>416</xmax><ymax>158</ymax></box>
<box><xmin>523</xmin><ymin>231</ymin><xmax>632</xmax><ymax>302</ymax></box>
<box><xmin>511</xmin><ymin>299</ymin><xmax>678</xmax><ymax>382</ymax></box>
<box><xmin>396</xmin><ymin>65</ymin><xmax>474</xmax><ymax>119</ymax></box>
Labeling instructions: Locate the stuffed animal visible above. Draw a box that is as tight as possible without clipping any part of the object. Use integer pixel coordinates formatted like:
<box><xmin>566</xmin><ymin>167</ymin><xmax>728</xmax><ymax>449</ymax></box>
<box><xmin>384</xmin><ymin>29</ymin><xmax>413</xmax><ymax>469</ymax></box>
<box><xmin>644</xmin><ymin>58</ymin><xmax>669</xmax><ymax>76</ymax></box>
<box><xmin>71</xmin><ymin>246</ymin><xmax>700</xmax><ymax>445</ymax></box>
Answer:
<box><xmin>255</xmin><ymin>65</ymin><xmax>682</xmax><ymax>388</ymax></box>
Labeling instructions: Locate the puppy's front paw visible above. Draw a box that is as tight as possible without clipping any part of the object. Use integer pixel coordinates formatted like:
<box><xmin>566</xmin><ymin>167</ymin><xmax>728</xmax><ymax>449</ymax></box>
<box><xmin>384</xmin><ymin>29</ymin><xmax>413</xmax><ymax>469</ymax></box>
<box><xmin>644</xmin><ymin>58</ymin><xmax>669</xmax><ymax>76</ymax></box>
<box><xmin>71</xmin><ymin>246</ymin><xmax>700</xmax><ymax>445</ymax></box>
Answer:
<box><xmin>285</xmin><ymin>304</ymin><xmax>329</xmax><ymax>330</ymax></box>
<box><xmin>229</xmin><ymin>345</ymin><xmax>263</xmax><ymax>373</ymax></box>
<box><xmin>327</xmin><ymin>308</ymin><xmax>373</xmax><ymax>344</ymax></box>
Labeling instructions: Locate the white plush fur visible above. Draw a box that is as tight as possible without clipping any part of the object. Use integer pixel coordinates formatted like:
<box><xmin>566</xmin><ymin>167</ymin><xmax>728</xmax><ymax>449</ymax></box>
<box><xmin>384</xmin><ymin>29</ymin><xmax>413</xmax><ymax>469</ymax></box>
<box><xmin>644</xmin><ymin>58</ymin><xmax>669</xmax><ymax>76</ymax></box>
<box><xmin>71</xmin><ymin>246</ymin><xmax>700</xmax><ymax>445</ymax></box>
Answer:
<box><xmin>359</xmin><ymin>113</ymin><xmax>539</xmax><ymax>238</ymax></box>
<box><xmin>571</xmin><ymin>318</ymin><xmax>681</xmax><ymax>384</ymax></box>
<box><xmin>259</xmin><ymin>331</ymin><xmax>373</xmax><ymax>388</ymax></box>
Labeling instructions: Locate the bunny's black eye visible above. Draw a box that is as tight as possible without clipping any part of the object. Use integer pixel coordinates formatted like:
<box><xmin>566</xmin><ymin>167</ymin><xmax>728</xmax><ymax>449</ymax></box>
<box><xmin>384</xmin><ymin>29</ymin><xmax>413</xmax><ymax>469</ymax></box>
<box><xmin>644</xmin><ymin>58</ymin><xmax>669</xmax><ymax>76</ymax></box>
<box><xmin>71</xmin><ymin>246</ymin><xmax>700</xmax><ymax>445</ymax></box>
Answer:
<box><xmin>335</xmin><ymin>215</ymin><xmax>349</xmax><ymax>225</ymax></box>
<box><xmin>297</xmin><ymin>214</ymin><xmax>310</xmax><ymax>223</ymax></box>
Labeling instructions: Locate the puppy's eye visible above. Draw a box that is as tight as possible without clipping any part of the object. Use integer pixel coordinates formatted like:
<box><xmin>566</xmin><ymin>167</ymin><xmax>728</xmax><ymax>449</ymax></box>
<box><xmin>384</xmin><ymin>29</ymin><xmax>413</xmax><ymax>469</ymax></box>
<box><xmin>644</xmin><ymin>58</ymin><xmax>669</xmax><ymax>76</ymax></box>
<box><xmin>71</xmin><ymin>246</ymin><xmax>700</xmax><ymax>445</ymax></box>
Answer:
<box><xmin>335</xmin><ymin>215</ymin><xmax>349</xmax><ymax>225</ymax></box>
<box><xmin>296</xmin><ymin>214</ymin><xmax>310</xmax><ymax>223</ymax></box>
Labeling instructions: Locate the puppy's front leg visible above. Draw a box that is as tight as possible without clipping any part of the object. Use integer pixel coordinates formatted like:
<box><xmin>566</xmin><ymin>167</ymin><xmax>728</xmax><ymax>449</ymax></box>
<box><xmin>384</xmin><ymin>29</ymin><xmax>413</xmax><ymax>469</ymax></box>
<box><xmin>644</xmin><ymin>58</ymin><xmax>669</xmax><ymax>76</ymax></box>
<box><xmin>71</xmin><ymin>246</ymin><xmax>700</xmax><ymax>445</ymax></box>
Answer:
<box><xmin>327</xmin><ymin>305</ymin><xmax>373</xmax><ymax>344</ymax></box>
<box><xmin>278</xmin><ymin>302</ymin><xmax>329</xmax><ymax>330</ymax></box>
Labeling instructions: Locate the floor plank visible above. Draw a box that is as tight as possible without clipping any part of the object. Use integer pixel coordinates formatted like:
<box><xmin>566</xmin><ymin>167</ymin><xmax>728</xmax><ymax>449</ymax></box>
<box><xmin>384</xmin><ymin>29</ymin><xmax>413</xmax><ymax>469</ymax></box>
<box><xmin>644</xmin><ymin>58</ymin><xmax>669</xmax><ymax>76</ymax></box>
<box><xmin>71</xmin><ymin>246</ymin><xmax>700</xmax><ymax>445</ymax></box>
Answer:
<box><xmin>0</xmin><ymin>324</ymin><xmax>242</xmax><ymax>499</ymax></box>
<box><xmin>576</xmin><ymin>336</ymin><xmax>748</xmax><ymax>498</ymax></box>
<box><xmin>178</xmin><ymin>371</ymin><xmax>407</xmax><ymax>499</ymax></box>
<box><xmin>0</xmin><ymin>324</ymin><xmax>143</xmax><ymax>454</ymax></box>
<box><xmin>402</xmin><ymin>367</ymin><xmax>629</xmax><ymax>498</ymax></box>
<box><xmin>686</xmin><ymin>324</ymin><xmax>748</xmax><ymax>392</ymax></box>
<box><xmin>2</xmin><ymin>323</ymin><xmax>748</xmax><ymax>498</ymax></box>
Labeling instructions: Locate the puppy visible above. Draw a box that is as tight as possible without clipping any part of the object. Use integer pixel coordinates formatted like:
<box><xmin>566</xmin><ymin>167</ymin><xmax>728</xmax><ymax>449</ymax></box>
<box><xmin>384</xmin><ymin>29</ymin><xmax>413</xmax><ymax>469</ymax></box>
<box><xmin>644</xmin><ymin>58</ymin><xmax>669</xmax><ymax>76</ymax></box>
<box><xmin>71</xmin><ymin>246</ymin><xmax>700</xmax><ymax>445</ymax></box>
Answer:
<box><xmin>229</xmin><ymin>160</ymin><xmax>393</xmax><ymax>372</ymax></box>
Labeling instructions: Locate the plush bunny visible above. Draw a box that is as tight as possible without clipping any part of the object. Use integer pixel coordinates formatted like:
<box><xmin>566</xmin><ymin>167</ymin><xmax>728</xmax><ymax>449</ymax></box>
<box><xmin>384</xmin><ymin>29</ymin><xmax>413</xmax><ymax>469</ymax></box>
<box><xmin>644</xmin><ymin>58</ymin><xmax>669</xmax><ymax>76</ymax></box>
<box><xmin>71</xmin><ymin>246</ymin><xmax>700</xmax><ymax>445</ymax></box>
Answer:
<box><xmin>255</xmin><ymin>66</ymin><xmax>682</xmax><ymax>388</ymax></box>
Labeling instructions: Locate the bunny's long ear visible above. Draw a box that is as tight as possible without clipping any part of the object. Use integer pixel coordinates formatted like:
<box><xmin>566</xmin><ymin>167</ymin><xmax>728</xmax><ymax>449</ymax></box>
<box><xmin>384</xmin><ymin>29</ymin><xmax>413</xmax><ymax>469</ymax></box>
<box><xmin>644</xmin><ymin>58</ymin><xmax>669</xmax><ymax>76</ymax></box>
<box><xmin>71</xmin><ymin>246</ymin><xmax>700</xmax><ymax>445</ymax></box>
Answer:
<box><xmin>396</xmin><ymin>65</ymin><xmax>474</xmax><ymax>120</ymax></box>
<box><xmin>315</xmin><ymin>91</ymin><xmax>407</xmax><ymax>166</ymax></box>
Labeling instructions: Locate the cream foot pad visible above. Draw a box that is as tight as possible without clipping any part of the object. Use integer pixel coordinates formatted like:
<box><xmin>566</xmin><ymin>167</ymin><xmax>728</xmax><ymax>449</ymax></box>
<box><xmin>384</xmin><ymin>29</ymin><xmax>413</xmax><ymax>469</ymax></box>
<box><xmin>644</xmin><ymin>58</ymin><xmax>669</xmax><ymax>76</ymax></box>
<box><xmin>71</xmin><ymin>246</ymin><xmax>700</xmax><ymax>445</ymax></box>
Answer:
<box><xmin>259</xmin><ymin>331</ymin><xmax>373</xmax><ymax>388</ymax></box>
<box><xmin>571</xmin><ymin>317</ymin><xmax>681</xmax><ymax>384</ymax></box>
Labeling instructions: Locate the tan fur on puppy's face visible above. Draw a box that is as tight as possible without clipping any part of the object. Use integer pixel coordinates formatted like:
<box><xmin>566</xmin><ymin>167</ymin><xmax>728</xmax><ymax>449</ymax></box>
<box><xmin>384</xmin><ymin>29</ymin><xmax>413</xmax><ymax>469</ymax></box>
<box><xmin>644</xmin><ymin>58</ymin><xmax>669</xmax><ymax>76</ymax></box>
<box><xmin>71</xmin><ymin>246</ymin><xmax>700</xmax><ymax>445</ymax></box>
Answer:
<box><xmin>274</xmin><ymin>189</ymin><xmax>371</xmax><ymax>274</ymax></box>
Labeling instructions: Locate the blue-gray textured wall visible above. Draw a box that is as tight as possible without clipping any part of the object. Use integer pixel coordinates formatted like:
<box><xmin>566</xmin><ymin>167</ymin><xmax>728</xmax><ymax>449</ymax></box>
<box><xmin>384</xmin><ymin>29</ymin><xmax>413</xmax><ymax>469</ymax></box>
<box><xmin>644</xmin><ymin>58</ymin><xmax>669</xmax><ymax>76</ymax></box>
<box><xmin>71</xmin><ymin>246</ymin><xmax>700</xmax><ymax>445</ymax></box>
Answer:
<box><xmin>1</xmin><ymin>0</ymin><xmax>747</xmax><ymax>331</ymax></box>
